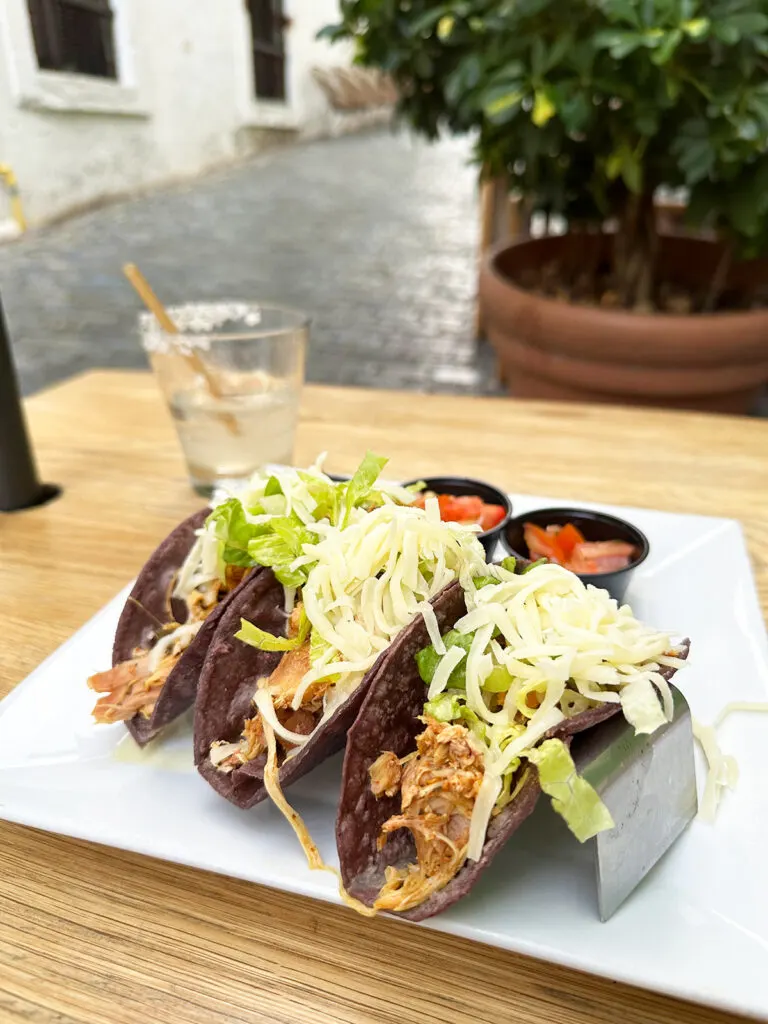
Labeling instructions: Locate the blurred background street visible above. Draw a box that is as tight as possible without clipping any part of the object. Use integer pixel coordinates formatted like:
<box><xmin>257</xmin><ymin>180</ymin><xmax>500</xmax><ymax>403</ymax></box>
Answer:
<box><xmin>2</xmin><ymin>129</ymin><xmax>501</xmax><ymax>398</ymax></box>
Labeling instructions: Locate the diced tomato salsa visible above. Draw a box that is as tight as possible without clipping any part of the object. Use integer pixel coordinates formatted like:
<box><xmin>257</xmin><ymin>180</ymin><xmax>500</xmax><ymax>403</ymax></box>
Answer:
<box><xmin>412</xmin><ymin>491</ymin><xmax>506</xmax><ymax>532</ymax></box>
<box><xmin>523</xmin><ymin>521</ymin><xmax>638</xmax><ymax>574</ymax></box>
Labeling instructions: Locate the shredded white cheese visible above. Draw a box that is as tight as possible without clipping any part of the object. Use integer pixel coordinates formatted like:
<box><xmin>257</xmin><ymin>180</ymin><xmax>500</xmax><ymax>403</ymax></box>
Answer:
<box><xmin>455</xmin><ymin>562</ymin><xmax>681</xmax><ymax>861</ymax></box>
<box><xmin>266</xmin><ymin>503</ymin><xmax>486</xmax><ymax>746</ymax></box>
<box><xmin>692</xmin><ymin>701</ymin><xmax>768</xmax><ymax>822</ymax></box>
<box><xmin>147</xmin><ymin>620</ymin><xmax>204</xmax><ymax>672</ymax></box>
<box><xmin>420</xmin><ymin>601</ymin><xmax>446</xmax><ymax>656</ymax></box>
<box><xmin>253</xmin><ymin>687</ymin><xmax>312</xmax><ymax>747</ymax></box>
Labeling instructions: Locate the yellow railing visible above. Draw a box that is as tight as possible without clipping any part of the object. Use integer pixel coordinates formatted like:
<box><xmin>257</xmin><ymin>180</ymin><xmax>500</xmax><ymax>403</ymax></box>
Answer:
<box><xmin>0</xmin><ymin>165</ymin><xmax>27</xmax><ymax>233</ymax></box>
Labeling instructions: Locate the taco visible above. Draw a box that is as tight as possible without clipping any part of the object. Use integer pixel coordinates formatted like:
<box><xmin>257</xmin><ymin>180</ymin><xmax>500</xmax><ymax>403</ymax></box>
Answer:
<box><xmin>337</xmin><ymin>560</ymin><xmax>690</xmax><ymax>920</ymax></box>
<box><xmin>87</xmin><ymin>508</ymin><xmax>252</xmax><ymax>745</ymax></box>
<box><xmin>194</xmin><ymin>499</ymin><xmax>489</xmax><ymax>811</ymax></box>
<box><xmin>88</xmin><ymin>453</ymin><xmax>417</xmax><ymax>746</ymax></box>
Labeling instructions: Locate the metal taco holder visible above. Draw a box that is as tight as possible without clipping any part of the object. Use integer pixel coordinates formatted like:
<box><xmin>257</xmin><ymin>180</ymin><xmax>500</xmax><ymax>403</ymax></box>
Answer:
<box><xmin>571</xmin><ymin>684</ymin><xmax>698</xmax><ymax>921</ymax></box>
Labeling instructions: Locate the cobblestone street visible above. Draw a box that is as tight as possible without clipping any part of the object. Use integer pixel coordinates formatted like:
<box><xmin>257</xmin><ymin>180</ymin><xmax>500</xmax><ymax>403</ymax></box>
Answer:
<box><xmin>1</xmin><ymin>128</ymin><xmax>501</xmax><ymax>397</ymax></box>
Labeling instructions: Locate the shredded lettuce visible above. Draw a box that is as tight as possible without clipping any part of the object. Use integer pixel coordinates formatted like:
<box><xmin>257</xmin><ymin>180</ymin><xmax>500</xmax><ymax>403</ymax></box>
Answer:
<box><xmin>458</xmin><ymin>704</ymin><xmax>488</xmax><ymax>742</ymax></box>
<box><xmin>197</xmin><ymin>452</ymin><xmax>412</xmax><ymax>588</ymax></box>
<box><xmin>527</xmin><ymin>739</ymin><xmax>615</xmax><ymax>842</ymax></box>
<box><xmin>341</xmin><ymin>451</ymin><xmax>388</xmax><ymax>526</ymax></box>
<box><xmin>309</xmin><ymin>627</ymin><xmax>341</xmax><ymax>684</ymax></box>
<box><xmin>235</xmin><ymin>610</ymin><xmax>310</xmax><ymax>652</ymax></box>
<box><xmin>208</xmin><ymin>499</ymin><xmax>268</xmax><ymax>568</ymax></box>
<box><xmin>424</xmin><ymin>692</ymin><xmax>462</xmax><ymax>722</ymax></box>
<box><xmin>416</xmin><ymin>628</ymin><xmax>474</xmax><ymax>689</ymax></box>
<box><xmin>296</xmin><ymin>471</ymin><xmax>340</xmax><ymax>525</ymax></box>
<box><xmin>473</xmin><ymin>575</ymin><xmax>498</xmax><ymax>590</ymax></box>
<box><xmin>483</xmin><ymin>665</ymin><xmax>514</xmax><ymax>692</ymax></box>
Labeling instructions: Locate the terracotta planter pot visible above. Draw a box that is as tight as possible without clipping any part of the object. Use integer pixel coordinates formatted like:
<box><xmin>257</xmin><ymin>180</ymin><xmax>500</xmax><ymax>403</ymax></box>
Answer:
<box><xmin>479</xmin><ymin>234</ymin><xmax>768</xmax><ymax>413</ymax></box>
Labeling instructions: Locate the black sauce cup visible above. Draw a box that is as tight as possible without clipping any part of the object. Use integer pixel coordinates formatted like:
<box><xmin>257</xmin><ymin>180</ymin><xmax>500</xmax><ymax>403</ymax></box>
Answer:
<box><xmin>401</xmin><ymin>475</ymin><xmax>513</xmax><ymax>557</ymax></box>
<box><xmin>501</xmin><ymin>507</ymin><xmax>650</xmax><ymax>603</ymax></box>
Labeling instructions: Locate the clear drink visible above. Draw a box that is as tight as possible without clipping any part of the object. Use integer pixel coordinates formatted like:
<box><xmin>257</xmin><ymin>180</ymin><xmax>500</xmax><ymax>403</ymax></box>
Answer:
<box><xmin>140</xmin><ymin>302</ymin><xmax>308</xmax><ymax>495</ymax></box>
<box><xmin>170</xmin><ymin>378</ymin><xmax>300</xmax><ymax>492</ymax></box>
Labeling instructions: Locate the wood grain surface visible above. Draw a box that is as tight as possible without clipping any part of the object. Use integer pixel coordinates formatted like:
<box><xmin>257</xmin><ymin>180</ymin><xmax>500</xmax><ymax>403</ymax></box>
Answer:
<box><xmin>2</xmin><ymin>370</ymin><xmax>766</xmax><ymax>1024</ymax></box>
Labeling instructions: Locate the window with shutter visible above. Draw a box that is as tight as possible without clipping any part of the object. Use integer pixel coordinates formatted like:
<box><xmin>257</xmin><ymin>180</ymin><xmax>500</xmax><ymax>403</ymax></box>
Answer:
<box><xmin>26</xmin><ymin>0</ymin><xmax>117</xmax><ymax>80</ymax></box>
<box><xmin>246</xmin><ymin>0</ymin><xmax>287</xmax><ymax>101</ymax></box>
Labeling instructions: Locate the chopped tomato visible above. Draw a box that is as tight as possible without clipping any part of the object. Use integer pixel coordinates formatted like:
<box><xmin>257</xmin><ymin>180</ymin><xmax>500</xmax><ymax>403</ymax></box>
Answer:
<box><xmin>439</xmin><ymin>494</ymin><xmax>485</xmax><ymax>522</ymax></box>
<box><xmin>412</xmin><ymin>491</ymin><xmax>505</xmax><ymax>532</ymax></box>
<box><xmin>524</xmin><ymin>522</ymin><xmax>566</xmax><ymax>563</ymax></box>
<box><xmin>555</xmin><ymin>522</ymin><xmax>586</xmax><ymax>558</ymax></box>
<box><xmin>477</xmin><ymin>503</ymin><xmax>506</xmax><ymax>531</ymax></box>
<box><xmin>576</xmin><ymin>540</ymin><xmax>636</xmax><ymax>560</ymax></box>
<box><xmin>523</xmin><ymin>522</ymin><xmax>637</xmax><ymax>574</ymax></box>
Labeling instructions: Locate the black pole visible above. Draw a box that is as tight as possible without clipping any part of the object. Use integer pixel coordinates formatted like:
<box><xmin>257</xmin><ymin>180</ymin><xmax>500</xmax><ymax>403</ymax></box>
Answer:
<box><xmin>0</xmin><ymin>293</ymin><xmax>47</xmax><ymax>511</ymax></box>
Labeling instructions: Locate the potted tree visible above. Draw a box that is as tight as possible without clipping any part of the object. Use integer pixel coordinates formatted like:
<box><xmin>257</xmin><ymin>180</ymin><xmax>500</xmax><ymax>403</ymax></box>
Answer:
<box><xmin>323</xmin><ymin>0</ymin><xmax>768</xmax><ymax>412</ymax></box>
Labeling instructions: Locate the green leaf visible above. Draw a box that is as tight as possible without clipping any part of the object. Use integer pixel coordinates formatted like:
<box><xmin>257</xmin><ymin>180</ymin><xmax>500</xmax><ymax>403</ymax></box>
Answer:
<box><xmin>406</xmin><ymin>6</ymin><xmax>452</xmax><ymax>37</ymax></box>
<box><xmin>437</xmin><ymin>15</ymin><xmax>455</xmax><ymax>40</ymax></box>
<box><xmin>651</xmin><ymin>28</ymin><xmax>682</xmax><ymax>64</ymax></box>
<box><xmin>527</xmin><ymin>738</ymin><xmax>615</xmax><ymax>842</ymax></box>
<box><xmin>721</xmin><ymin>13</ymin><xmax>768</xmax><ymax>37</ymax></box>
<box><xmin>264</xmin><ymin>475</ymin><xmax>282</xmax><ymax>497</ymax></box>
<box><xmin>712</xmin><ymin>13</ymin><xmax>768</xmax><ymax>44</ymax></box>
<box><xmin>560</xmin><ymin>92</ymin><xmax>592</xmax><ymax>134</ymax></box>
<box><xmin>445</xmin><ymin>54</ymin><xmax>481</xmax><ymax>105</ymax></box>
<box><xmin>609</xmin><ymin>33</ymin><xmax>645</xmax><ymax>58</ymax></box>
<box><xmin>606</xmin><ymin>151</ymin><xmax>624</xmax><ymax>180</ymax></box>
<box><xmin>601</xmin><ymin>0</ymin><xmax>642</xmax><ymax>28</ymax></box>
<box><xmin>543</xmin><ymin>31</ymin><xmax>573</xmax><ymax>73</ymax></box>
<box><xmin>605</xmin><ymin>146</ymin><xmax>642</xmax><ymax>192</ymax></box>
<box><xmin>484</xmin><ymin>87</ymin><xmax>524</xmax><ymax>120</ymax></box>
<box><xmin>676</xmin><ymin>135</ymin><xmax>715</xmax><ymax>184</ymax></box>
<box><xmin>532</xmin><ymin>89</ymin><xmax>557</xmax><ymax>126</ymax></box>
<box><xmin>531</xmin><ymin>36</ymin><xmax>546</xmax><ymax>77</ymax></box>
<box><xmin>235</xmin><ymin>611</ymin><xmax>310</xmax><ymax>652</ymax></box>
<box><xmin>666</xmin><ymin>75</ymin><xmax>682</xmax><ymax>101</ymax></box>
<box><xmin>748</xmin><ymin>93</ymin><xmax>768</xmax><ymax>131</ymax></box>
<box><xmin>682</xmin><ymin>17</ymin><xmax>709</xmax><ymax>38</ymax></box>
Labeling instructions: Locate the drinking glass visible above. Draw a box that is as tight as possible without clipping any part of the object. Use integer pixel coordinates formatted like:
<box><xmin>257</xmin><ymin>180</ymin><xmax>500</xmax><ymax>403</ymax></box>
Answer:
<box><xmin>140</xmin><ymin>301</ymin><xmax>309</xmax><ymax>495</ymax></box>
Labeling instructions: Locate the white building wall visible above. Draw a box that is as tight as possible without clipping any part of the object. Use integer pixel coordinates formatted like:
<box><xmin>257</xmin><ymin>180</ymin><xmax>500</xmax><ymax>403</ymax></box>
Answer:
<box><xmin>0</xmin><ymin>0</ymin><xmax>353</xmax><ymax>225</ymax></box>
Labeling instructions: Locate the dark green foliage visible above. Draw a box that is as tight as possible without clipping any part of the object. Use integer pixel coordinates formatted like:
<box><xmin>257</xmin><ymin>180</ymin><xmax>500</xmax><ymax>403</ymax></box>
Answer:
<box><xmin>324</xmin><ymin>0</ymin><xmax>768</xmax><ymax>300</ymax></box>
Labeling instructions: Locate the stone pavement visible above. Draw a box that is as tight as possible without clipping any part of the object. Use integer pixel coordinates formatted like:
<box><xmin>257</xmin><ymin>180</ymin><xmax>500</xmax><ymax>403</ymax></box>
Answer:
<box><xmin>1</xmin><ymin>128</ymin><xmax>502</xmax><ymax>397</ymax></box>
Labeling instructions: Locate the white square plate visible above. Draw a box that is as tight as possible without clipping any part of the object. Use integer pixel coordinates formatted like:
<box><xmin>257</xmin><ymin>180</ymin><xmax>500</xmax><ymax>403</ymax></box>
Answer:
<box><xmin>2</xmin><ymin>495</ymin><xmax>767</xmax><ymax>1019</ymax></box>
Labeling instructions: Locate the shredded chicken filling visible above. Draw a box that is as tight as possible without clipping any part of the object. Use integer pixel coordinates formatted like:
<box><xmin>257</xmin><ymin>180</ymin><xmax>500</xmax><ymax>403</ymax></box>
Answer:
<box><xmin>370</xmin><ymin>718</ymin><xmax>486</xmax><ymax>913</ymax></box>
<box><xmin>211</xmin><ymin>602</ymin><xmax>331</xmax><ymax>772</ymax></box>
<box><xmin>89</xmin><ymin>567</ymin><xmax>248</xmax><ymax>724</ymax></box>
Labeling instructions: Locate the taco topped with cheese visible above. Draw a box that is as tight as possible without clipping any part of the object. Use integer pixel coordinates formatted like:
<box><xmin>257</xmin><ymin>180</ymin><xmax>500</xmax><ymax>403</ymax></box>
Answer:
<box><xmin>337</xmin><ymin>560</ymin><xmax>689</xmax><ymax>920</ymax></box>
<box><xmin>88</xmin><ymin>453</ymin><xmax>415</xmax><ymax>745</ymax></box>
<box><xmin>194</xmin><ymin>495</ymin><xmax>489</xmax><ymax>811</ymax></box>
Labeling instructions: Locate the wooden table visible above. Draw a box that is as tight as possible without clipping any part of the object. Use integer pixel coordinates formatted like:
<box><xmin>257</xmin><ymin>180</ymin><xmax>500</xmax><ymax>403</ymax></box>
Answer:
<box><xmin>2</xmin><ymin>370</ymin><xmax>767</xmax><ymax>1024</ymax></box>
